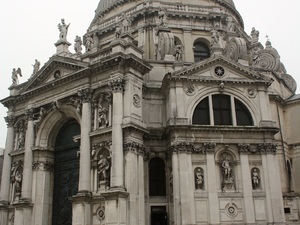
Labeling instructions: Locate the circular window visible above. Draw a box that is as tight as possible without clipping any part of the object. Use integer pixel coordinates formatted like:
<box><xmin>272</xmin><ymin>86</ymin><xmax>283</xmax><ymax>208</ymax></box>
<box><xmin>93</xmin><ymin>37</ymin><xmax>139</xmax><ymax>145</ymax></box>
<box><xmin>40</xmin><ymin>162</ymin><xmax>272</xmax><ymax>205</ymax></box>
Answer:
<box><xmin>214</xmin><ymin>66</ymin><xmax>225</xmax><ymax>77</ymax></box>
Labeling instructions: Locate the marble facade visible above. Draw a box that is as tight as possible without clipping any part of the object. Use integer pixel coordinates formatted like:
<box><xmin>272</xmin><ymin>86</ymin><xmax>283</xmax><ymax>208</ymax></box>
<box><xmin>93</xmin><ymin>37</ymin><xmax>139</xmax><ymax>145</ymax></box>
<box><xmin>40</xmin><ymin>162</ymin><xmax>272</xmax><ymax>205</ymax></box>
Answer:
<box><xmin>0</xmin><ymin>0</ymin><xmax>300</xmax><ymax>225</ymax></box>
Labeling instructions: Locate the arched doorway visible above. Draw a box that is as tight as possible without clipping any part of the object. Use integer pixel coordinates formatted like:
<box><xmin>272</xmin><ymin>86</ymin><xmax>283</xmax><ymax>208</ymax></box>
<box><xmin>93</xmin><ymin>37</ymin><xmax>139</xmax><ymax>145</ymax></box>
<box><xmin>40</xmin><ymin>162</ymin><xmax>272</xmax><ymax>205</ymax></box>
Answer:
<box><xmin>52</xmin><ymin>119</ymin><xmax>80</xmax><ymax>225</ymax></box>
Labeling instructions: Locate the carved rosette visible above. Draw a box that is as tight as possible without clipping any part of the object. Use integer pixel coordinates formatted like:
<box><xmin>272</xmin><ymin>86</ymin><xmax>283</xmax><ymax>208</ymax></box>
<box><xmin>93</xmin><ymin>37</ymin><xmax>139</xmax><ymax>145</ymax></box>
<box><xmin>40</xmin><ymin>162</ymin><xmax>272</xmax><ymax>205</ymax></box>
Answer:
<box><xmin>5</xmin><ymin>115</ymin><xmax>16</xmax><ymax>127</ymax></box>
<box><xmin>124</xmin><ymin>141</ymin><xmax>145</xmax><ymax>156</ymax></box>
<box><xmin>78</xmin><ymin>88</ymin><xmax>92</xmax><ymax>103</ymax></box>
<box><xmin>32</xmin><ymin>161</ymin><xmax>54</xmax><ymax>171</ymax></box>
<box><xmin>109</xmin><ymin>77</ymin><xmax>124</xmax><ymax>92</ymax></box>
<box><xmin>133</xmin><ymin>94</ymin><xmax>141</xmax><ymax>108</ymax></box>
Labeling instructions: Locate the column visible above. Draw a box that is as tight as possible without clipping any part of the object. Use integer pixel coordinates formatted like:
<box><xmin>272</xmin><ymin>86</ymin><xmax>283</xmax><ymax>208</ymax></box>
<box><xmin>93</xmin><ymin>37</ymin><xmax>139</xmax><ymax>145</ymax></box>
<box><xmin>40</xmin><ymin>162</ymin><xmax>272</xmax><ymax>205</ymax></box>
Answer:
<box><xmin>239</xmin><ymin>145</ymin><xmax>256</xmax><ymax>224</ymax></box>
<box><xmin>0</xmin><ymin>115</ymin><xmax>15</xmax><ymax>225</ymax></box>
<box><xmin>110</xmin><ymin>76</ymin><xmax>125</xmax><ymax>189</ymax></box>
<box><xmin>205</xmin><ymin>144</ymin><xmax>220</xmax><ymax>225</ymax></box>
<box><xmin>138</xmin><ymin>151</ymin><xmax>145</xmax><ymax>225</ymax></box>
<box><xmin>171</xmin><ymin>152</ymin><xmax>182</xmax><ymax>225</ymax></box>
<box><xmin>78</xmin><ymin>88</ymin><xmax>92</xmax><ymax>193</ymax></box>
<box><xmin>72</xmin><ymin>88</ymin><xmax>92</xmax><ymax>225</ymax></box>
<box><xmin>21</xmin><ymin>108</ymin><xmax>35</xmax><ymax>201</ymax></box>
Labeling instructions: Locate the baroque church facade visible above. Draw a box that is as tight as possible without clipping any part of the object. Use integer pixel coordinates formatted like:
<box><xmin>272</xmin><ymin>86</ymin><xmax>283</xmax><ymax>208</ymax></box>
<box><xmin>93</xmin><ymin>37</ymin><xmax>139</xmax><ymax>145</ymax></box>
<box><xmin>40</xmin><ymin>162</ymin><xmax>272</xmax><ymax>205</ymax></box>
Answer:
<box><xmin>0</xmin><ymin>0</ymin><xmax>300</xmax><ymax>224</ymax></box>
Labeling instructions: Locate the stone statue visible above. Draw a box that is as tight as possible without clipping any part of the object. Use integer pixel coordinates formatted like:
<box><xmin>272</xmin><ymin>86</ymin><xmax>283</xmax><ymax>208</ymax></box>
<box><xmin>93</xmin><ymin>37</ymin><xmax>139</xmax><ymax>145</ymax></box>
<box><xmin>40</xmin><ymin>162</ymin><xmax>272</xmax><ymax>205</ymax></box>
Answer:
<box><xmin>226</xmin><ymin>16</ymin><xmax>235</xmax><ymax>32</ymax></box>
<box><xmin>34</xmin><ymin>107</ymin><xmax>46</xmax><ymax>125</ymax></box>
<box><xmin>84</xmin><ymin>35</ymin><xmax>94</xmax><ymax>52</ymax></box>
<box><xmin>158</xmin><ymin>7</ymin><xmax>168</xmax><ymax>26</ymax></box>
<box><xmin>74</xmin><ymin>35</ymin><xmax>83</xmax><ymax>54</ymax></box>
<box><xmin>98</xmin><ymin>155</ymin><xmax>110</xmax><ymax>182</ymax></box>
<box><xmin>252</xmin><ymin>47</ymin><xmax>260</xmax><ymax>65</ymax></box>
<box><xmin>11</xmin><ymin>163</ymin><xmax>23</xmax><ymax>201</ymax></box>
<box><xmin>17</xmin><ymin>121</ymin><xmax>25</xmax><ymax>150</ymax></box>
<box><xmin>121</xmin><ymin>13</ymin><xmax>131</xmax><ymax>33</ymax></box>
<box><xmin>252</xmin><ymin>168</ymin><xmax>260</xmax><ymax>189</ymax></box>
<box><xmin>195</xmin><ymin>168</ymin><xmax>204</xmax><ymax>190</ymax></box>
<box><xmin>115</xmin><ymin>26</ymin><xmax>122</xmax><ymax>39</ymax></box>
<box><xmin>210</xmin><ymin>29</ymin><xmax>219</xmax><ymax>46</ymax></box>
<box><xmin>222</xmin><ymin>157</ymin><xmax>231</xmax><ymax>180</ymax></box>
<box><xmin>32</xmin><ymin>59</ymin><xmax>40</xmax><ymax>76</ymax></box>
<box><xmin>250</xmin><ymin>27</ymin><xmax>259</xmax><ymax>43</ymax></box>
<box><xmin>58</xmin><ymin>18</ymin><xmax>70</xmax><ymax>41</ymax></box>
<box><xmin>11</xmin><ymin>68</ymin><xmax>22</xmax><ymax>86</ymax></box>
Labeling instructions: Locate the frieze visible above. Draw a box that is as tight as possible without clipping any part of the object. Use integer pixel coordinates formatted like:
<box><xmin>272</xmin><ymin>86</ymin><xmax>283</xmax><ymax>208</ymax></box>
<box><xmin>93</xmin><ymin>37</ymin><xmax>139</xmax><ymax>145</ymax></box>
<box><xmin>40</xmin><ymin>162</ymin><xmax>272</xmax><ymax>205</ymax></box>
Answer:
<box><xmin>238</xmin><ymin>143</ymin><xmax>277</xmax><ymax>154</ymax></box>
<box><xmin>32</xmin><ymin>161</ymin><xmax>54</xmax><ymax>171</ymax></box>
<box><xmin>258</xmin><ymin>142</ymin><xmax>277</xmax><ymax>154</ymax></box>
<box><xmin>203</xmin><ymin>142</ymin><xmax>216</xmax><ymax>153</ymax></box>
<box><xmin>169</xmin><ymin>142</ymin><xmax>193</xmax><ymax>153</ymax></box>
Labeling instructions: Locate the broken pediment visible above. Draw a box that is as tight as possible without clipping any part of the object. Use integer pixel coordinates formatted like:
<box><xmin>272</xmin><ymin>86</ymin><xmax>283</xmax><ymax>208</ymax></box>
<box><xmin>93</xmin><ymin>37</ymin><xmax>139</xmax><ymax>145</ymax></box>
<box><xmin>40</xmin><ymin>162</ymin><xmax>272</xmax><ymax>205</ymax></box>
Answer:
<box><xmin>167</xmin><ymin>56</ymin><xmax>272</xmax><ymax>86</ymax></box>
<box><xmin>21</xmin><ymin>56</ymin><xmax>88</xmax><ymax>94</ymax></box>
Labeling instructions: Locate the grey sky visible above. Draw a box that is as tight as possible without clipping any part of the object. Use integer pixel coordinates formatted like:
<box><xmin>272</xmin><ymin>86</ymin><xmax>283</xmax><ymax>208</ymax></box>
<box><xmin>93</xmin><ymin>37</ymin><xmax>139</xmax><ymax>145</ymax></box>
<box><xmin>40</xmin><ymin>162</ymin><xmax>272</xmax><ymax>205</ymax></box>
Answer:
<box><xmin>0</xmin><ymin>0</ymin><xmax>299</xmax><ymax>148</ymax></box>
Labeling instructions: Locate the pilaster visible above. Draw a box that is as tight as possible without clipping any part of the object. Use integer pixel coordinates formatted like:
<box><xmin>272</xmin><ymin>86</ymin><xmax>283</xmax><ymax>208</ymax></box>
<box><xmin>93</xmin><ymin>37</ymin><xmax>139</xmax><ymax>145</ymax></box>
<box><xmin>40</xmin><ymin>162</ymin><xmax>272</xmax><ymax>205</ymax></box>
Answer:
<box><xmin>109</xmin><ymin>76</ymin><xmax>125</xmax><ymax>190</ymax></box>
<box><xmin>78</xmin><ymin>88</ymin><xmax>92</xmax><ymax>193</ymax></box>
<box><xmin>183</xmin><ymin>29</ymin><xmax>193</xmax><ymax>62</ymax></box>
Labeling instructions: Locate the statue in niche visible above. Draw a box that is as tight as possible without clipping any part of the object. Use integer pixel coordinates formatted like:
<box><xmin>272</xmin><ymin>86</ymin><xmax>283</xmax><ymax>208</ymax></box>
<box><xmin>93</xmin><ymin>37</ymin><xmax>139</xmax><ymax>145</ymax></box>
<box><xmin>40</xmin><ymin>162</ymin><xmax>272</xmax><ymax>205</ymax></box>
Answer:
<box><xmin>221</xmin><ymin>154</ymin><xmax>235</xmax><ymax>191</ymax></box>
<box><xmin>250</xmin><ymin>27</ymin><xmax>259</xmax><ymax>43</ymax></box>
<box><xmin>84</xmin><ymin>34</ymin><xmax>94</xmax><ymax>52</ymax></box>
<box><xmin>11</xmin><ymin>68</ymin><xmax>22</xmax><ymax>86</ymax></box>
<box><xmin>98</xmin><ymin>155</ymin><xmax>110</xmax><ymax>189</ymax></box>
<box><xmin>226</xmin><ymin>16</ymin><xmax>235</xmax><ymax>32</ymax></box>
<box><xmin>32</xmin><ymin>59</ymin><xmax>40</xmax><ymax>76</ymax></box>
<box><xmin>210</xmin><ymin>29</ymin><xmax>219</xmax><ymax>46</ymax></box>
<box><xmin>58</xmin><ymin>18</ymin><xmax>70</xmax><ymax>41</ymax></box>
<box><xmin>158</xmin><ymin>7</ymin><xmax>168</xmax><ymax>26</ymax></box>
<box><xmin>115</xmin><ymin>25</ymin><xmax>122</xmax><ymax>39</ymax></box>
<box><xmin>251</xmin><ymin>168</ymin><xmax>260</xmax><ymax>189</ymax></box>
<box><xmin>17</xmin><ymin>121</ymin><xmax>25</xmax><ymax>150</ymax></box>
<box><xmin>74</xmin><ymin>35</ymin><xmax>83</xmax><ymax>54</ymax></box>
<box><xmin>195</xmin><ymin>167</ymin><xmax>204</xmax><ymax>190</ymax></box>
<box><xmin>174</xmin><ymin>44</ymin><xmax>183</xmax><ymax>61</ymax></box>
<box><xmin>11</xmin><ymin>162</ymin><xmax>23</xmax><ymax>201</ymax></box>
<box><xmin>97</xmin><ymin>93</ymin><xmax>111</xmax><ymax>128</ymax></box>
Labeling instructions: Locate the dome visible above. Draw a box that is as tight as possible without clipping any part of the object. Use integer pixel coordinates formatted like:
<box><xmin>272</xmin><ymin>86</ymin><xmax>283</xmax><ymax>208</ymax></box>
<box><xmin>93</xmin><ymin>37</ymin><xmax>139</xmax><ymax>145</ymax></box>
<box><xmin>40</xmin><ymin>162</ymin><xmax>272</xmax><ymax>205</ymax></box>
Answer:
<box><xmin>96</xmin><ymin>0</ymin><xmax>235</xmax><ymax>15</ymax></box>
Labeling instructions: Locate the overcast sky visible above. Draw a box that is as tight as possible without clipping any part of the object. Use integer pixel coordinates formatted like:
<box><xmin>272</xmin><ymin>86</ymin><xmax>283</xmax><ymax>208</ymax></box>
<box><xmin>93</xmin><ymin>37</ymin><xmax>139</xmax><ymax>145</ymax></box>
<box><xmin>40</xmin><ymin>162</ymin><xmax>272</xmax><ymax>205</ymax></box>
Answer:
<box><xmin>0</xmin><ymin>0</ymin><xmax>299</xmax><ymax>148</ymax></box>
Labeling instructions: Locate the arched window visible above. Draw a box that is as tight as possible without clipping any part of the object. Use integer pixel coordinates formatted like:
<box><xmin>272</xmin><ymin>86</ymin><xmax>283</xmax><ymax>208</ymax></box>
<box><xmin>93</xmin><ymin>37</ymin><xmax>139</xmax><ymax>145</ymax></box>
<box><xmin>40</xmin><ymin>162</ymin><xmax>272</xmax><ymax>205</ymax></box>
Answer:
<box><xmin>192</xmin><ymin>94</ymin><xmax>253</xmax><ymax>126</ymax></box>
<box><xmin>149</xmin><ymin>157</ymin><xmax>166</xmax><ymax>196</ymax></box>
<box><xmin>193</xmin><ymin>41</ymin><xmax>210</xmax><ymax>62</ymax></box>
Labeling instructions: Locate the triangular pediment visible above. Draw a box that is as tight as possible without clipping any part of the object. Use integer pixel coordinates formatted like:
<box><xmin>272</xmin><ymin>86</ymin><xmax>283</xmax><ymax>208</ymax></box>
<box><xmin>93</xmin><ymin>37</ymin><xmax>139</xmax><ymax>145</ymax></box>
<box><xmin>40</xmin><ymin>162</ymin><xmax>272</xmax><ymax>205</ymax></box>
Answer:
<box><xmin>21</xmin><ymin>56</ymin><xmax>88</xmax><ymax>94</ymax></box>
<box><xmin>169</xmin><ymin>56</ymin><xmax>272</xmax><ymax>85</ymax></box>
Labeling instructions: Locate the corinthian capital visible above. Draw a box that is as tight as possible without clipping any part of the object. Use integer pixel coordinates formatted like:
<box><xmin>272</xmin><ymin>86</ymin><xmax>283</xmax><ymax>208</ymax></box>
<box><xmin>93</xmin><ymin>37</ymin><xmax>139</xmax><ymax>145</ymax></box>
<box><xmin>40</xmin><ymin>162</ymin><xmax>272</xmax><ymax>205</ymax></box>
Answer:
<box><xmin>78</xmin><ymin>88</ymin><xmax>92</xmax><ymax>103</ymax></box>
<box><xmin>25</xmin><ymin>108</ymin><xmax>35</xmax><ymax>121</ymax></box>
<box><xmin>109</xmin><ymin>77</ymin><xmax>124</xmax><ymax>92</ymax></box>
<box><xmin>4</xmin><ymin>115</ymin><xmax>16</xmax><ymax>127</ymax></box>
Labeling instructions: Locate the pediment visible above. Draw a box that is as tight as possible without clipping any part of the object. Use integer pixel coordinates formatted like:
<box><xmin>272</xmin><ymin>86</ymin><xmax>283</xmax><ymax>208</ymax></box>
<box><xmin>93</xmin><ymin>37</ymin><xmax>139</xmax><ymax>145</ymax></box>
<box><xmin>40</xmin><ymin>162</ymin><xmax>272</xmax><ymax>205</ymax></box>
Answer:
<box><xmin>21</xmin><ymin>56</ymin><xmax>88</xmax><ymax>93</ymax></box>
<box><xmin>169</xmin><ymin>56</ymin><xmax>272</xmax><ymax>85</ymax></box>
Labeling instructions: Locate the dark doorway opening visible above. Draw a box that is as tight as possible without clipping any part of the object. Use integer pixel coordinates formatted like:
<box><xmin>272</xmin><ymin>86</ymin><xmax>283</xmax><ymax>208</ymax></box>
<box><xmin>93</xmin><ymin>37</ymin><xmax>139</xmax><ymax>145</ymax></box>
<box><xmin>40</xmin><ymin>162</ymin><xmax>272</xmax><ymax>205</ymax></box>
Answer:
<box><xmin>52</xmin><ymin>119</ymin><xmax>80</xmax><ymax>225</ymax></box>
<box><xmin>151</xmin><ymin>206</ymin><xmax>168</xmax><ymax>225</ymax></box>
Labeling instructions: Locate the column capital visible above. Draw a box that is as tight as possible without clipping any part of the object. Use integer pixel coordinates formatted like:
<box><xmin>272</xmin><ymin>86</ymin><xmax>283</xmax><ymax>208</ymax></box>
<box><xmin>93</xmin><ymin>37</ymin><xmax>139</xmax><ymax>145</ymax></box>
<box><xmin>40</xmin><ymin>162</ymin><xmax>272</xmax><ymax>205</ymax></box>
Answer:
<box><xmin>78</xmin><ymin>88</ymin><xmax>92</xmax><ymax>103</ymax></box>
<box><xmin>25</xmin><ymin>108</ymin><xmax>35</xmax><ymax>121</ymax></box>
<box><xmin>109</xmin><ymin>77</ymin><xmax>124</xmax><ymax>92</ymax></box>
<box><xmin>32</xmin><ymin>161</ymin><xmax>54</xmax><ymax>171</ymax></box>
<box><xmin>4</xmin><ymin>115</ymin><xmax>16</xmax><ymax>127</ymax></box>
<box><xmin>124</xmin><ymin>141</ymin><xmax>145</xmax><ymax>156</ymax></box>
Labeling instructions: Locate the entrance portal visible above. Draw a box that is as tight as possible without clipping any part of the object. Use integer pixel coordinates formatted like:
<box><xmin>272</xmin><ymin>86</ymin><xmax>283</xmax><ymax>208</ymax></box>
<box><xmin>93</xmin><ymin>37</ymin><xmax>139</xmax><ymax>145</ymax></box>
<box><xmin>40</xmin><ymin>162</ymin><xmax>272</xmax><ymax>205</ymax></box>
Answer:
<box><xmin>151</xmin><ymin>206</ymin><xmax>168</xmax><ymax>225</ymax></box>
<box><xmin>52</xmin><ymin>119</ymin><xmax>80</xmax><ymax>225</ymax></box>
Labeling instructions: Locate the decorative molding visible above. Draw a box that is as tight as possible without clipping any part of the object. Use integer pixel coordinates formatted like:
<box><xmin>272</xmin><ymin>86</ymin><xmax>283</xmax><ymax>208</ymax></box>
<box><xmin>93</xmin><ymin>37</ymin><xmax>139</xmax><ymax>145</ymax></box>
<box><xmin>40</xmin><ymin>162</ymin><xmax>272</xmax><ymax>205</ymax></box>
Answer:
<box><xmin>203</xmin><ymin>142</ymin><xmax>216</xmax><ymax>153</ymax></box>
<box><xmin>258</xmin><ymin>142</ymin><xmax>277</xmax><ymax>154</ymax></box>
<box><xmin>169</xmin><ymin>142</ymin><xmax>193</xmax><ymax>153</ymax></box>
<box><xmin>96</xmin><ymin>205</ymin><xmax>105</xmax><ymax>221</ymax></box>
<box><xmin>32</xmin><ymin>161</ymin><xmax>54</xmax><ymax>171</ymax></box>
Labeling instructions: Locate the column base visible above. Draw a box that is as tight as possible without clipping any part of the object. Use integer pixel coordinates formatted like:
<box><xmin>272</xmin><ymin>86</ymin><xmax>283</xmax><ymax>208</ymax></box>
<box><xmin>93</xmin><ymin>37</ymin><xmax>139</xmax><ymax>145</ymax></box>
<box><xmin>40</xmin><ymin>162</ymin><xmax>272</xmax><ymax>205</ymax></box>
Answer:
<box><xmin>109</xmin><ymin>186</ymin><xmax>126</xmax><ymax>192</ymax></box>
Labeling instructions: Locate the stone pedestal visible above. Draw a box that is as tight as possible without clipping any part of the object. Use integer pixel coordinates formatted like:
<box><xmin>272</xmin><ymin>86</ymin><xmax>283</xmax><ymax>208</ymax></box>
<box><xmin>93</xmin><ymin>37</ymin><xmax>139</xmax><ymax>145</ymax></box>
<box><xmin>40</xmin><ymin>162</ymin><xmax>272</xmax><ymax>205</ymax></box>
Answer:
<box><xmin>72</xmin><ymin>193</ymin><xmax>92</xmax><ymax>225</ymax></box>
<box><xmin>54</xmin><ymin>40</ymin><xmax>71</xmax><ymax>55</ymax></box>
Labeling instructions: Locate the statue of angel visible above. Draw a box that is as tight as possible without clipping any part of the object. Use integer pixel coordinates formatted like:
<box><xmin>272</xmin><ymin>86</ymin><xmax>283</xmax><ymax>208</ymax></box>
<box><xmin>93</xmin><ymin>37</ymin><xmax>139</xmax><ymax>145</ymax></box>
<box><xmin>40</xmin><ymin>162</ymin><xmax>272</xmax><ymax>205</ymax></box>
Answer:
<box><xmin>11</xmin><ymin>68</ymin><xmax>22</xmax><ymax>86</ymax></box>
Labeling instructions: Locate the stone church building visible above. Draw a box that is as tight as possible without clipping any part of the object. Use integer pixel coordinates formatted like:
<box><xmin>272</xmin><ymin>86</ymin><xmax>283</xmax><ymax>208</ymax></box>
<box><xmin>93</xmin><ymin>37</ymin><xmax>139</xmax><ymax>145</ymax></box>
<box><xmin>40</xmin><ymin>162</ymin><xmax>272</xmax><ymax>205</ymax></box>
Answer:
<box><xmin>0</xmin><ymin>0</ymin><xmax>300</xmax><ymax>224</ymax></box>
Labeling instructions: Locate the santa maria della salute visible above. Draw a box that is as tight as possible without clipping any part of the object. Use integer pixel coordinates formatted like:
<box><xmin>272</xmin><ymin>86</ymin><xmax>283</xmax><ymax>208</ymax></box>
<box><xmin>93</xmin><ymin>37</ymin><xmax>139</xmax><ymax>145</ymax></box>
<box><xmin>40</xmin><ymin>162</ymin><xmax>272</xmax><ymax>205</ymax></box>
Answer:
<box><xmin>0</xmin><ymin>0</ymin><xmax>300</xmax><ymax>224</ymax></box>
